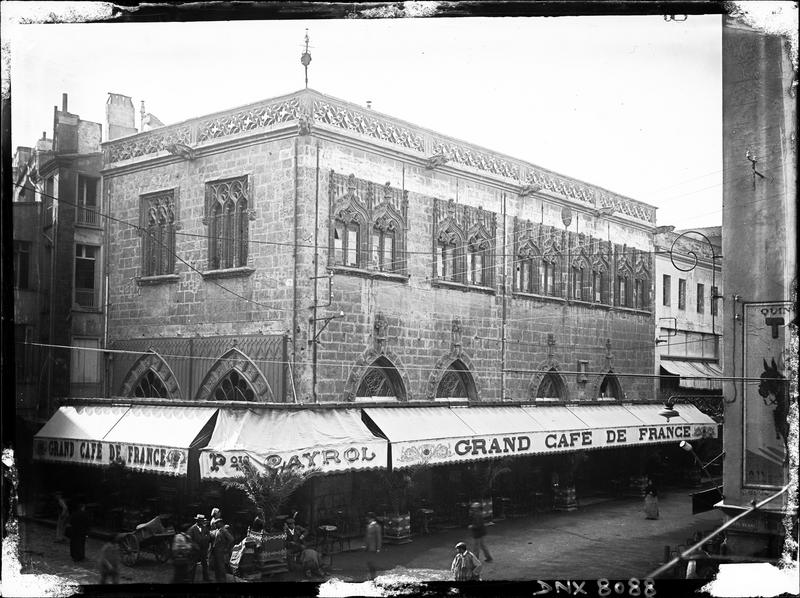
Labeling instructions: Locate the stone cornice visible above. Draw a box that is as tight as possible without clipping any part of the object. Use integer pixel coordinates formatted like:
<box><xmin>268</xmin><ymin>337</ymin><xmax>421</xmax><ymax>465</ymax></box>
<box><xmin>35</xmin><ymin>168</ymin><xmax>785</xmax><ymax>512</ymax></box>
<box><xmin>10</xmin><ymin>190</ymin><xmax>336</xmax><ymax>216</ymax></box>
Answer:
<box><xmin>102</xmin><ymin>89</ymin><xmax>657</xmax><ymax>225</ymax></box>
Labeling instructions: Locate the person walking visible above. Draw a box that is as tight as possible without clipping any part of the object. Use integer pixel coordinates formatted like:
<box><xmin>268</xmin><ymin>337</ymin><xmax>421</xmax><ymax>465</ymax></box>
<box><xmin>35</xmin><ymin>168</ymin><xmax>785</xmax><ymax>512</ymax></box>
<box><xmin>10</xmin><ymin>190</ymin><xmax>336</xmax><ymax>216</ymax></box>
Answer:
<box><xmin>188</xmin><ymin>514</ymin><xmax>211</xmax><ymax>582</ymax></box>
<box><xmin>643</xmin><ymin>477</ymin><xmax>660</xmax><ymax>520</ymax></box>
<box><xmin>208</xmin><ymin>517</ymin><xmax>234</xmax><ymax>582</ymax></box>
<box><xmin>68</xmin><ymin>502</ymin><xmax>90</xmax><ymax>562</ymax></box>
<box><xmin>451</xmin><ymin>541</ymin><xmax>482</xmax><ymax>581</ymax></box>
<box><xmin>364</xmin><ymin>512</ymin><xmax>382</xmax><ymax>580</ymax></box>
<box><xmin>468</xmin><ymin>502</ymin><xmax>493</xmax><ymax>562</ymax></box>
<box><xmin>171</xmin><ymin>524</ymin><xmax>198</xmax><ymax>583</ymax></box>
<box><xmin>97</xmin><ymin>534</ymin><xmax>122</xmax><ymax>584</ymax></box>
<box><xmin>55</xmin><ymin>492</ymin><xmax>69</xmax><ymax>544</ymax></box>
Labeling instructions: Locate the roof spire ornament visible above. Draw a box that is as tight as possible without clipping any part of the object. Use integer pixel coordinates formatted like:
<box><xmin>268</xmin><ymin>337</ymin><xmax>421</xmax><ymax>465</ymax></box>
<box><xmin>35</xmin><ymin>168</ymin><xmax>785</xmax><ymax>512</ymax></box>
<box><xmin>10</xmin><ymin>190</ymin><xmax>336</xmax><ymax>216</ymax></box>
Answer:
<box><xmin>301</xmin><ymin>29</ymin><xmax>312</xmax><ymax>89</ymax></box>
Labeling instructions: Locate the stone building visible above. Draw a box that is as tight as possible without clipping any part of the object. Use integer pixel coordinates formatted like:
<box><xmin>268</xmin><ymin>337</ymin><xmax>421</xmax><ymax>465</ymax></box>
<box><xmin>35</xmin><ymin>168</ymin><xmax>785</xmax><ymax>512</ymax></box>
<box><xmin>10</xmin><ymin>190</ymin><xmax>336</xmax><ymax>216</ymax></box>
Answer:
<box><xmin>12</xmin><ymin>93</ymin><xmax>105</xmax><ymax>420</ymax></box>
<box><xmin>33</xmin><ymin>88</ymin><xmax>718</xmax><ymax>534</ymax></box>
<box><xmin>654</xmin><ymin>226</ymin><xmax>724</xmax><ymax>405</ymax></box>
<box><xmin>719</xmin><ymin>18</ymin><xmax>797</xmax><ymax>560</ymax></box>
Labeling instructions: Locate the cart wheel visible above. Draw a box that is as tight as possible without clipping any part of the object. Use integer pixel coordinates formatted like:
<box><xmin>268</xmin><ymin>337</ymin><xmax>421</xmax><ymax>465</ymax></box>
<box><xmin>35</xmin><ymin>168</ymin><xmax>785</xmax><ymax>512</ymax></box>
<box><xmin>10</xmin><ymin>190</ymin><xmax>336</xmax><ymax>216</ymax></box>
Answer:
<box><xmin>153</xmin><ymin>539</ymin><xmax>171</xmax><ymax>563</ymax></box>
<box><xmin>120</xmin><ymin>534</ymin><xmax>140</xmax><ymax>567</ymax></box>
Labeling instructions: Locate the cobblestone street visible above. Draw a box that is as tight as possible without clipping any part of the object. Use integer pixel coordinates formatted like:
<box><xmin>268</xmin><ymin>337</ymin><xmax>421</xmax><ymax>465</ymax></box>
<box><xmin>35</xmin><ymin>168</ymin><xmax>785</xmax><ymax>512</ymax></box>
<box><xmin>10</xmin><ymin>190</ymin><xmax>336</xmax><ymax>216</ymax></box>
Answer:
<box><xmin>8</xmin><ymin>485</ymin><xmax>722</xmax><ymax>589</ymax></box>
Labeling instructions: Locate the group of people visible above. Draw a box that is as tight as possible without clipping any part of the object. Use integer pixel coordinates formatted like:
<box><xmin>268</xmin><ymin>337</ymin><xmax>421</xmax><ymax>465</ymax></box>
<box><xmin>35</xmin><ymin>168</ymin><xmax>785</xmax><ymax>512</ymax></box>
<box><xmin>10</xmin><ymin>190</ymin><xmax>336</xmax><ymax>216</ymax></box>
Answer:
<box><xmin>170</xmin><ymin>508</ymin><xmax>234</xmax><ymax>583</ymax></box>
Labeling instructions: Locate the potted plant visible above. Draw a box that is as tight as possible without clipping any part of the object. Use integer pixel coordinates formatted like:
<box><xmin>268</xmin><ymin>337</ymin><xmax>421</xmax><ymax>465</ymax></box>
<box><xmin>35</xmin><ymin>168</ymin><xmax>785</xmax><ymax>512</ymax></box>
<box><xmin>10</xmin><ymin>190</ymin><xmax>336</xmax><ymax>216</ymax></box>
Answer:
<box><xmin>223</xmin><ymin>460</ymin><xmax>314</xmax><ymax>574</ymax></box>
<box><xmin>378</xmin><ymin>465</ymin><xmax>425</xmax><ymax>544</ymax></box>
<box><xmin>469</xmin><ymin>460</ymin><xmax>511</xmax><ymax>521</ymax></box>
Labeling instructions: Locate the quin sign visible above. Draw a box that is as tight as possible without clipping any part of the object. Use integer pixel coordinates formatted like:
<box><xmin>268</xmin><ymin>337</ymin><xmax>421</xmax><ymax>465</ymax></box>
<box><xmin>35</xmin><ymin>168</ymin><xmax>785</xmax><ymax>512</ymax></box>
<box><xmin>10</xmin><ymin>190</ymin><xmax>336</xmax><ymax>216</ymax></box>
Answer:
<box><xmin>201</xmin><ymin>444</ymin><xmax>385</xmax><ymax>479</ymax></box>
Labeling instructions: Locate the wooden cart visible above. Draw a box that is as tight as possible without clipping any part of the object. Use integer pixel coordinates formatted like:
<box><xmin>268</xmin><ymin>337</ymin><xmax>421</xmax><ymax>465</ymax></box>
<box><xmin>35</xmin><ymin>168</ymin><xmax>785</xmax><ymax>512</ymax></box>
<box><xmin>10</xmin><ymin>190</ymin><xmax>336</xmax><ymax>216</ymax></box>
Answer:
<box><xmin>119</xmin><ymin>515</ymin><xmax>175</xmax><ymax>566</ymax></box>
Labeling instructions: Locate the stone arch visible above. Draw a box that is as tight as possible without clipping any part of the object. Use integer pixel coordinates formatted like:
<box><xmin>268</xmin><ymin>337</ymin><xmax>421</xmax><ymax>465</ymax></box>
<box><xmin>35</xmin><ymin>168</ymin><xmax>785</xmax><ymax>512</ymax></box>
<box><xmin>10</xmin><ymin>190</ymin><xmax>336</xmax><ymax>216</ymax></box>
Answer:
<box><xmin>528</xmin><ymin>361</ymin><xmax>569</xmax><ymax>401</ymax></box>
<box><xmin>589</xmin><ymin>369</ymin><xmax>625</xmax><ymax>400</ymax></box>
<box><xmin>344</xmin><ymin>352</ymin><xmax>411</xmax><ymax>402</ymax></box>
<box><xmin>427</xmin><ymin>354</ymin><xmax>480</xmax><ymax>401</ymax></box>
<box><xmin>120</xmin><ymin>350</ymin><xmax>182</xmax><ymax>399</ymax></box>
<box><xmin>195</xmin><ymin>346</ymin><xmax>274</xmax><ymax>402</ymax></box>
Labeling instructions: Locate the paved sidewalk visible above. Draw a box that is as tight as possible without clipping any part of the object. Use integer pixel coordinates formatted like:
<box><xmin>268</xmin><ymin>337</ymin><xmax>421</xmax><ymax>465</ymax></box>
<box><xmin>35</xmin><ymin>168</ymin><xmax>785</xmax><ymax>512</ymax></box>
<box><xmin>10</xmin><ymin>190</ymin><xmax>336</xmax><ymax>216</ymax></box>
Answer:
<box><xmin>10</xmin><ymin>486</ymin><xmax>721</xmax><ymax>586</ymax></box>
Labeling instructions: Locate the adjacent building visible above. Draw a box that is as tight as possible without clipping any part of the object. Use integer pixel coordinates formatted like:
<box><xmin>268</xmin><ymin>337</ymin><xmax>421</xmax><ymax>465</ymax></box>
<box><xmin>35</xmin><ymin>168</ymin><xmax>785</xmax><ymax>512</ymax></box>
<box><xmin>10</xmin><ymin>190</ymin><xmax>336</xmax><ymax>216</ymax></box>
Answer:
<box><xmin>12</xmin><ymin>94</ymin><xmax>106</xmax><ymax>422</ymax></box>
<box><xmin>720</xmin><ymin>18</ymin><xmax>797</xmax><ymax>559</ymax></box>
<box><xmin>654</xmin><ymin>226</ymin><xmax>724</xmax><ymax>408</ymax></box>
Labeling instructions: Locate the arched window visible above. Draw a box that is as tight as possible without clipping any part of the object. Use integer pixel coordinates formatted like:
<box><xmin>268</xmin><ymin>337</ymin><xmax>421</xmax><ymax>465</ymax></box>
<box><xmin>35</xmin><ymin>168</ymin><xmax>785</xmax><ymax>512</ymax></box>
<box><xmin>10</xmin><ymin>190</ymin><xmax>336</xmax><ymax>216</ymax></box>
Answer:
<box><xmin>515</xmin><ymin>242</ymin><xmax>539</xmax><ymax>294</ymax></box>
<box><xmin>592</xmin><ymin>267</ymin><xmax>606</xmax><ymax>303</ymax></box>
<box><xmin>334</xmin><ymin>219</ymin><xmax>361</xmax><ymax>267</ymax></box>
<box><xmin>535</xmin><ymin>368</ymin><xmax>566</xmax><ymax>400</ymax></box>
<box><xmin>540</xmin><ymin>256</ymin><xmax>559</xmax><ymax>296</ymax></box>
<box><xmin>212</xmin><ymin>369</ymin><xmax>256</xmax><ymax>402</ymax></box>
<box><xmin>371</xmin><ymin>224</ymin><xmax>395</xmax><ymax>271</ymax></box>
<box><xmin>356</xmin><ymin>357</ymin><xmax>406</xmax><ymax>400</ymax></box>
<box><xmin>599</xmin><ymin>372</ymin><xmax>623</xmax><ymax>399</ymax></box>
<box><xmin>140</xmin><ymin>190</ymin><xmax>176</xmax><ymax>277</ymax></box>
<box><xmin>435</xmin><ymin>360</ymin><xmax>476</xmax><ymax>400</ymax></box>
<box><xmin>467</xmin><ymin>238</ymin><xmax>487</xmax><ymax>286</ymax></box>
<box><xmin>132</xmin><ymin>369</ymin><xmax>169</xmax><ymax>398</ymax></box>
<box><xmin>571</xmin><ymin>256</ymin><xmax>590</xmax><ymax>302</ymax></box>
<box><xmin>436</xmin><ymin>231</ymin><xmax>460</xmax><ymax>282</ymax></box>
<box><xmin>206</xmin><ymin>176</ymin><xmax>250</xmax><ymax>270</ymax></box>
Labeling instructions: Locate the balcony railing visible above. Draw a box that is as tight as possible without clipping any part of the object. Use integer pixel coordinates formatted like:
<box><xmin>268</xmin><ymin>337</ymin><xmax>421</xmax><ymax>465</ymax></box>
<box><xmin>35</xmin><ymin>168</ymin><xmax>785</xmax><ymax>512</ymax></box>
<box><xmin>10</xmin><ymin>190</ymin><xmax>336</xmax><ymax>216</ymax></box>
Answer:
<box><xmin>77</xmin><ymin>205</ymin><xmax>99</xmax><ymax>226</ymax></box>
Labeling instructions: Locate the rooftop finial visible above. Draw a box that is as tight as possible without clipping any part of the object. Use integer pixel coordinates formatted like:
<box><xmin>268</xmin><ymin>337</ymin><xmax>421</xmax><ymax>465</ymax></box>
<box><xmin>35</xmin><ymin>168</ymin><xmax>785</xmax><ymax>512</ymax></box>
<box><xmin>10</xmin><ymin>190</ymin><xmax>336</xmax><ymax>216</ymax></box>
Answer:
<box><xmin>301</xmin><ymin>29</ymin><xmax>312</xmax><ymax>89</ymax></box>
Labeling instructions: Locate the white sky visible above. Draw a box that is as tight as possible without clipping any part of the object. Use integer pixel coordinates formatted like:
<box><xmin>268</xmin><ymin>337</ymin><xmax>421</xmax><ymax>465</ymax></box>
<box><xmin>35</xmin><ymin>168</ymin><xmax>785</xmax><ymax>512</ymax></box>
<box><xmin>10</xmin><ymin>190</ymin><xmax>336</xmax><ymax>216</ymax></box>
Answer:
<box><xmin>6</xmin><ymin>11</ymin><xmax>722</xmax><ymax>229</ymax></box>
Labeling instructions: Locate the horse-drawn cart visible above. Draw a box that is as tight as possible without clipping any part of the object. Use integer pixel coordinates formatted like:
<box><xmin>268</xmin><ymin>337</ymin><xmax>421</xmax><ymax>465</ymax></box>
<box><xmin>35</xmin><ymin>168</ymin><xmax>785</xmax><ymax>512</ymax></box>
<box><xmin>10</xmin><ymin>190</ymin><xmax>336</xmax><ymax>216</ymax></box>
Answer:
<box><xmin>119</xmin><ymin>515</ymin><xmax>175</xmax><ymax>566</ymax></box>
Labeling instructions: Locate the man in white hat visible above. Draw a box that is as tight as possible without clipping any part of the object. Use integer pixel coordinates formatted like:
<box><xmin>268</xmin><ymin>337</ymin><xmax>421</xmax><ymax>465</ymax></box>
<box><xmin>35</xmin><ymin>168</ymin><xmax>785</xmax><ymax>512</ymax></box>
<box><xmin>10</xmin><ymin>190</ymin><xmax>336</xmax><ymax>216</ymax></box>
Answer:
<box><xmin>187</xmin><ymin>514</ymin><xmax>210</xmax><ymax>582</ymax></box>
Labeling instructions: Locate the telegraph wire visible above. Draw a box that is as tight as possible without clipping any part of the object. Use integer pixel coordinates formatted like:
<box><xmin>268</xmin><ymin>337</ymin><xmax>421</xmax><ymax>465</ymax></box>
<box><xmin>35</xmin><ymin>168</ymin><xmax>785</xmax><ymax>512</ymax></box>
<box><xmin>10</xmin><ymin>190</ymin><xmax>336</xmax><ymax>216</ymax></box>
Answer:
<box><xmin>20</xmin><ymin>341</ymin><xmax>772</xmax><ymax>383</ymax></box>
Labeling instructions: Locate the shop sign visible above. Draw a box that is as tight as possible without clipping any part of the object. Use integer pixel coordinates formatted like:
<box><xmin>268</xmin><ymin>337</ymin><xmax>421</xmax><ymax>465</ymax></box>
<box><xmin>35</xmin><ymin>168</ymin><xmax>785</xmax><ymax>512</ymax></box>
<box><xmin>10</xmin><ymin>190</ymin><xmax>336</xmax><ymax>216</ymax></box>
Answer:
<box><xmin>200</xmin><ymin>442</ymin><xmax>388</xmax><ymax>479</ymax></box>
<box><xmin>393</xmin><ymin>423</ymin><xmax>717</xmax><ymax>467</ymax></box>
<box><xmin>743</xmin><ymin>302</ymin><xmax>792</xmax><ymax>489</ymax></box>
<box><xmin>33</xmin><ymin>437</ymin><xmax>188</xmax><ymax>475</ymax></box>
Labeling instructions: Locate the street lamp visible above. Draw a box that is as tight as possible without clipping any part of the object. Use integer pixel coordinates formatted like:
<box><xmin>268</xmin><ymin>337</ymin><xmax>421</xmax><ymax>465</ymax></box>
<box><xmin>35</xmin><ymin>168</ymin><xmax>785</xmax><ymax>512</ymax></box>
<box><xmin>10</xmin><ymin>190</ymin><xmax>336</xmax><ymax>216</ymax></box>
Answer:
<box><xmin>658</xmin><ymin>398</ymin><xmax>680</xmax><ymax>421</ymax></box>
<box><xmin>680</xmin><ymin>441</ymin><xmax>725</xmax><ymax>480</ymax></box>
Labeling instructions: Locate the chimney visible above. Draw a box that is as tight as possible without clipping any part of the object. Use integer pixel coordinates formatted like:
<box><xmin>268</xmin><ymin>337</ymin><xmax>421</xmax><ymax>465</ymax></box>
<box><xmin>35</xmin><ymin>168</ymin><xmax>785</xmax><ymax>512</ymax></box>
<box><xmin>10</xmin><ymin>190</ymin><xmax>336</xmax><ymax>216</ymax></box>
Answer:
<box><xmin>366</xmin><ymin>100</ymin><xmax>372</xmax><ymax>110</ymax></box>
<box><xmin>106</xmin><ymin>93</ymin><xmax>137</xmax><ymax>141</ymax></box>
<box><xmin>62</xmin><ymin>93</ymin><xmax>68</xmax><ymax>113</ymax></box>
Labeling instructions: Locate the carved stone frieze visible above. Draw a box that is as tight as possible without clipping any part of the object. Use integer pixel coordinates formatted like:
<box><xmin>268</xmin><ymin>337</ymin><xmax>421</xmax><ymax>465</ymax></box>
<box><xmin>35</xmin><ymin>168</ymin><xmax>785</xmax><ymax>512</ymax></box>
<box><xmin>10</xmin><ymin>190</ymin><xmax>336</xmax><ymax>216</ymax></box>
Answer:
<box><xmin>107</xmin><ymin>126</ymin><xmax>192</xmax><ymax>163</ymax></box>
<box><xmin>314</xmin><ymin>100</ymin><xmax>425</xmax><ymax>151</ymax></box>
<box><xmin>197</xmin><ymin>97</ymin><xmax>303</xmax><ymax>142</ymax></box>
<box><xmin>433</xmin><ymin>140</ymin><xmax>520</xmax><ymax>180</ymax></box>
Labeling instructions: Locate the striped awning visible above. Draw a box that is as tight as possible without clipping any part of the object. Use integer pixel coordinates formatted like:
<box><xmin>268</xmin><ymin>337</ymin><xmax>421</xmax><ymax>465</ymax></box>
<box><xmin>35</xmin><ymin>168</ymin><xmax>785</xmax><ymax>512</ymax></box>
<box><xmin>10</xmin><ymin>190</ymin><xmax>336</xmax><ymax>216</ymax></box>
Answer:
<box><xmin>660</xmin><ymin>360</ymin><xmax>723</xmax><ymax>390</ymax></box>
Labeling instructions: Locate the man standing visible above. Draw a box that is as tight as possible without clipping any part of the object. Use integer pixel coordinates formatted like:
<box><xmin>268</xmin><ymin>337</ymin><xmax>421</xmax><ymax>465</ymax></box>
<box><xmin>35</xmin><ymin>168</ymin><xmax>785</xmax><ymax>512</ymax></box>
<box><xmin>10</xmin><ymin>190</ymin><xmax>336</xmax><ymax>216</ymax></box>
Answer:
<box><xmin>55</xmin><ymin>492</ymin><xmax>69</xmax><ymax>544</ymax></box>
<box><xmin>208</xmin><ymin>517</ymin><xmax>234</xmax><ymax>582</ymax></box>
<box><xmin>364</xmin><ymin>512</ymin><xmax>382</xmax><ymax>580</ymax></box>
<box><xmin>187</xmin><ymin>514</ymin><xmax>211</xmax><ymax>582</ymax></box>
<box><xmin>68</xmin><ymin>503</ymin><xmax>90</xmax><ymax>562</ymax></box>
<box><xmin>451</xmin><ymin>541</ymin><xmax>482</xmax><ymax>581</ymax></box>
<box><xmin>468</xmin><ymin>502</ymin><xmax>493</xmax><ymax>562</ymax></box>
<box><xmin>172</xmin><ymin>524</ymin><xmax>198</xmax><ymax>583</ymax></box>
<box><xmin>97</xmin><ymin>534</ymin><xmax>122</xmax><ymax>584</ymax></box>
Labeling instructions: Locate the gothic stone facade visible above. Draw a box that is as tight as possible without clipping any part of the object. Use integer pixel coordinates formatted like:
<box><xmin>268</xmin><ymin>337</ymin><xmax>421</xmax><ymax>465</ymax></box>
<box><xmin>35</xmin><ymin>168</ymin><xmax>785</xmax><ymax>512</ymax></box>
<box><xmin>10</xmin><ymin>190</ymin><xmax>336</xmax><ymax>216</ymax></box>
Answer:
<box><xmin>103</xmin><ymin>89</ymin><xmax>656</xmax><ymax>405</ymax></box>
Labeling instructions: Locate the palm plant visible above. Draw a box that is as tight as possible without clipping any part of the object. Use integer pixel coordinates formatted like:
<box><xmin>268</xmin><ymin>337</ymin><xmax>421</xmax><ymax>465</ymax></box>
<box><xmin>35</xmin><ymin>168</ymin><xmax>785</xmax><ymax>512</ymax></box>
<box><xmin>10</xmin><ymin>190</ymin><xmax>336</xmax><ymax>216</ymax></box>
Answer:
<box><xmin>222</xmin><ymin>460</ymin><xmax>314</xmax><ymax>529</ymax></box>
<box><xmin>379</xmin><ymin>465</ymin><xmax>426</xmax><ymax>514</ymax></box>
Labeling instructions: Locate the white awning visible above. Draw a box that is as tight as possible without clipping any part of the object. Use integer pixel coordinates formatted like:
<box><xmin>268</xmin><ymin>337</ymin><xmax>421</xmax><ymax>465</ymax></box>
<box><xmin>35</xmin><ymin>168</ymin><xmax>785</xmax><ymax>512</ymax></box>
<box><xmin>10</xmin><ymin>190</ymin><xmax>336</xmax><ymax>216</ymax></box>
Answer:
<box><xmin>33</xmin><ymin>406</ymin><xmax>130</xmax><ymax>467</ymax></box>
<box><xmin>200</xmin><ymin>409</ymin><xmax>387</xmax><ymax>480</ymax></box>
<box><xmin>103</xmin><ymin>406</ymin><xmax>218</xmax><ymax>476</ymax></box>
<box><xmin>33</xmin><ymin>405</ymin><xmax>218</xmax><ymax>476</ymax></box>
<box><xmin>364</xmin><ymin>403</ymin><xmax>719</xmax><ymax>468</ymax></box>
<box><xmin>661</xmin><ymin>360</ymin><xmax>723</xmax><ymax>390</ymax></box>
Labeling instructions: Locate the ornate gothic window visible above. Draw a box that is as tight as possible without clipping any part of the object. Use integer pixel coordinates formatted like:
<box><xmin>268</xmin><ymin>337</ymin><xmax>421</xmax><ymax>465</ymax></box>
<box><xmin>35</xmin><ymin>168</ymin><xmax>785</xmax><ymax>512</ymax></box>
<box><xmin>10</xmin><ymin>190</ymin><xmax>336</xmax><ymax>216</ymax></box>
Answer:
<box><xmin>437</xmin><ymin>369</ymin><xmax>469</xmax><ymax>398</ymax></box>
<box><xmin>466</xmin><ymin>231</ymin><xmax>491</xmax><ymax>286</ymax></box>
<box><xmin>540</xmin><ymin>257</ymin><xmax>558</xmax><ymax>296</ymax></box>
<box><xmin>205</xmin><ymin>176</ymin><xmax>251</xmax><ymax>270</ymax></box>
<box><xmin>334</xmin><ymin>220</ymin><xmax>361</xmax><ymax>267</ymax></box>
<box><xmin>599</xmin><ymin>372</ymin><xmax>623</xmax><ymax>399</ymax></box>
<box><xmin>515</xmin><ymin>242</ymin><xmax>540</xmax><ymax>294</ymax></box>
<box><xmin>212</xmin><ymin>369</ymin><xmax>256</xmax><ymax>402</ymax></box>
<box><xmin>592</xmin><ymin>269</ymin><xmax>606</xmax><ymax>302</ymax></box>
<box><xmin>634</xmin><ymin>254</ymin><xmax>651</xmax><ymax>311</ymax></box>
<box><xmin>571</xmin><ymin>256</ymin><xmax>590</xmax><ymax>301</ymax></box>
<box><xmin>436</xmin><ymin>228</ymin><xmax>461</xmax><ymax>282</ymax></box>
<box><xmin>140</xmin><ymin>190</ymin><xmax>177</xmax><ymax>277</ymax></box>
<box><xmin>536</xmin><ymin>368</ymin><xmax>566</xmax><ymax>400</ymax></box>
<box><xmin>329</xmin><ymin>173</ymin><xmax>407</xmax><ymax>275</ymax></box>
<box><xmin>356</xmin><ymin>357</ymin><xmax>405</xmax><ymax>400</ymax></box>
<box><xmin>132</xmin><ymin>369</ymin><xmax>169</xmax><ymax>398</ymax></box>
